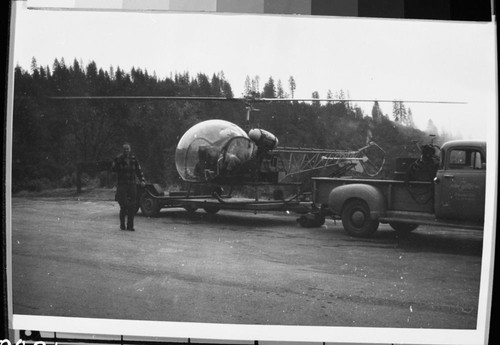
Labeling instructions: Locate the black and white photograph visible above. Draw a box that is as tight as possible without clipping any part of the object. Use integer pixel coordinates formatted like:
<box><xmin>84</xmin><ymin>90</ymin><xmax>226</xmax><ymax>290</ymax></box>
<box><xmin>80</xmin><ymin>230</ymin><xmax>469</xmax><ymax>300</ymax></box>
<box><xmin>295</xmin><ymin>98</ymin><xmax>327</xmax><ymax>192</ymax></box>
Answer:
<box><xmin>6</xmin><ymin>0</ymin><xmax>497</xmax><ymax>344</ymax></box>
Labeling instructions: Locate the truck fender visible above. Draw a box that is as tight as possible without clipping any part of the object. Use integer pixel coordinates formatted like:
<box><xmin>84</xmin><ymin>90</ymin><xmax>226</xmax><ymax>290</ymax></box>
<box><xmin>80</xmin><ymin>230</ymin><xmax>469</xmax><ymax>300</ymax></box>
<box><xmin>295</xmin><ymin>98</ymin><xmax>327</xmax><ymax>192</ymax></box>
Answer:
<box><xmin>327</xmin><ymin>184</ymin><xmax>386</xmax><ymax>220</ymax></box>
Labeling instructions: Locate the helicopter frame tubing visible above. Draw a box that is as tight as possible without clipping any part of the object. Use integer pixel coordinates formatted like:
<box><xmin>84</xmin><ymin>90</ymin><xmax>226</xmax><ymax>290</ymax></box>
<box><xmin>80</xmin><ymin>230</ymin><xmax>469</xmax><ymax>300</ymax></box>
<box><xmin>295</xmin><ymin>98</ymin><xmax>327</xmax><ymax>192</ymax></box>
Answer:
<box><xmin>274</xmin><ymin>147</ymin><xmax>363</xmax><ymax>178</ymax></box>
<box><xmin>273</xmin><ymin>141</ymin><xmax>386</xmax><ymax>182</ymax></box>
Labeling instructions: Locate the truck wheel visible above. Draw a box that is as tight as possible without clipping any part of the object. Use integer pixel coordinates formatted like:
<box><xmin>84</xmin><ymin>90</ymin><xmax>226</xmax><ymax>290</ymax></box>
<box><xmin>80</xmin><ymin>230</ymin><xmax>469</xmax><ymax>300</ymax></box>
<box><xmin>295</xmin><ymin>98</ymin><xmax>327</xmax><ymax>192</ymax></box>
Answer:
<box><xmin>341</xmin><ymin>199</ymin><xmax>379</xmax><ymax>237</ymax></box>
<box><xmin>140</xmin><ymin>192</ymin><xmax>160</xmax><ymax>217</ymax></box>
<box><xmin>389</xmin><ymin>222</ymin><xmax>418</xmax><ymax>233</ymax></box>
<box><xmin>203</xmin><ymin>206</ymin><xmax>220</xmax><ymax>214</ymax></box>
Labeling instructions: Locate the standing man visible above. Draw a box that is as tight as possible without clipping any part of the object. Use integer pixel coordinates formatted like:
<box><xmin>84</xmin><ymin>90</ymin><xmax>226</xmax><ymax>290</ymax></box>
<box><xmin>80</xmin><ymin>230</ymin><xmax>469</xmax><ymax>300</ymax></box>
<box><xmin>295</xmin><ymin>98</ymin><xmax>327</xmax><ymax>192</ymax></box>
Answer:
<box><xmin>111</xmin><ymin>143</ymin><xmax>146</xmax><ymax>231</ymax></box>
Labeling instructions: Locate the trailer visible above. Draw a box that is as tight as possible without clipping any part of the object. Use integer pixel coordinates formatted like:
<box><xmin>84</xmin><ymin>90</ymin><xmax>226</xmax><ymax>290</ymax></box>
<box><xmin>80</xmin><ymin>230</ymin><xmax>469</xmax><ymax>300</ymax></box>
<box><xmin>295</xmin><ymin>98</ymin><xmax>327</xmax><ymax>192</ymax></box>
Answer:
<box><xmin>137</xmin><ymin>182</ymin><xmax>314</xmax><ymax>218</ymax></box>
<box><xmin>135</xmin><ymin>139</ymin><xmax>385</xmax><ymax>222</ymax></box>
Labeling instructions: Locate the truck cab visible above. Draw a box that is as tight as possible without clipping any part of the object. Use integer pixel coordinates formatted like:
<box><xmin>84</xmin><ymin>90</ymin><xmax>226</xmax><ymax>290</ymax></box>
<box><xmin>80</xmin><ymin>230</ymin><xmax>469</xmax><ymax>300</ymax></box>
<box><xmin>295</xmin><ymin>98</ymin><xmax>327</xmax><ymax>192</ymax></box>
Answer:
<box><xmin>434</xmin><ymin>140</ymin><xmax>486</xmax><ymax>222</ymax></box>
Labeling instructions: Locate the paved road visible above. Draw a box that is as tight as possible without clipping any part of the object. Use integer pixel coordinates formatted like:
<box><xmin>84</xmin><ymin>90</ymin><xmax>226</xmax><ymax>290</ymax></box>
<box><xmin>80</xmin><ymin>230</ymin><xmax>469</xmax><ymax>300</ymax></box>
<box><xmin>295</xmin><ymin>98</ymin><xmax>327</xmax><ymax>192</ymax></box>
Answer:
<box><xmin>11</xmin><ymin>192</ymin><xmax>483</xmax><ymax>329</ymax></box>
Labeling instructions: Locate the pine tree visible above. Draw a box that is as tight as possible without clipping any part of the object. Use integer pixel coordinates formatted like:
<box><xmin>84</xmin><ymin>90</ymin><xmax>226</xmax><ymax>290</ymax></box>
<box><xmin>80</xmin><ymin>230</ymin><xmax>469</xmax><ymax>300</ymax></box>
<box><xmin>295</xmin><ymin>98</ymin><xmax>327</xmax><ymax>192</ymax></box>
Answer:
<box><xmin>210</xmin><ymin>73</ymin><xmax>221</xmax><ymax>96</ymax></box>
<box><xmin>244</xmin><ymin>75</ymin><xmax>261</xmax><ymax>98</ymax></box>
<box><xmin>392</xmin><ymin>101</ymin><xmax>407</xmax><ymax>124</ymax></box>
<box><xmin>406</xmin><ymin>108</ymin><xmax>415</xmax><ymax>128</ymax></box>
<box><xmin>253</xmin><ymin>75</ymin><xmax>260</xmax><ymax>95</ymax></box>
<box><xmin>244</xmin><ymin>75</ymin><xmax>252</xmax><ymax>97</ymax></box>
<box><xmin>30</xmin><ymin>57</ymin><xmax>37</xmax><ymax>70</ymax></box>
<box><xmin>262</xmin><ymin>77</ymin><xmax>276</xmax><ymax>98</ymax></box>
<box><xmin>371</xmin><ymin>101</ymin><xmax>383</xmax><ymax>122</ymax></box>
<box><xmin>288</xmin><ymin>76</ymin><xmax>296</xmax><ymax>98</ymax></box>
<box><xmin>276</xmin><ymin>80</ymin><xmax>285</xmax><ymax>98</ymax></box>
<box><xmin>426</xmin><ymin>119</ymin><xmax>439</xmax><ymax>136</ymax></box>
<box><xmin>196</xmin><ymin>73</ymin><xmax>211</xmax><ymax>95</ymax></box>
<box><xmin>312</xmin><ymin>91</ymin><xmax>320</xmax><ymax>106</ymax></box>
<box><xmin>326</xmin><ymin>89</ymin><xmax>333</xmax><ymax>105</ymax></box>
<box><xmin>30</xmin><ymin>57</ymin><xmax>38</xmax><ymax>76</ymax></box>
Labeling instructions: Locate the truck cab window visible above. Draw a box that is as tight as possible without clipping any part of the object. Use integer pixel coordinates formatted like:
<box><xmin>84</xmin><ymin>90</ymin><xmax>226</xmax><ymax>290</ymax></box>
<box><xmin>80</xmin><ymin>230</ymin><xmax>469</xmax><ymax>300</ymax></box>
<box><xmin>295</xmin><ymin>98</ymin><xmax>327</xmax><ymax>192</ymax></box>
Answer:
<box><xmin>448</xmin><ymin>149</ymin><xmax>485</xmax><ymax>170</ymax></box>
<box><xmin>471</xmin><ymin>151</ymin><xmax>486</xmax><ymax>169</ymax></box>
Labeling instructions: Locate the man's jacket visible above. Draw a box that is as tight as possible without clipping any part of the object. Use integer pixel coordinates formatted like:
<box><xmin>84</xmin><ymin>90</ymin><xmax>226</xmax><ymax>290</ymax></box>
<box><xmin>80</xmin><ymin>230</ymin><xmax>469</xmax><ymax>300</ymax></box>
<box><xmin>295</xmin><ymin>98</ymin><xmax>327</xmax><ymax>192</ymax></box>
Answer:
<box><xmin>111</xmin><ymin>154</ymin><xmax>145</xmax><ymax>185</ymax></box>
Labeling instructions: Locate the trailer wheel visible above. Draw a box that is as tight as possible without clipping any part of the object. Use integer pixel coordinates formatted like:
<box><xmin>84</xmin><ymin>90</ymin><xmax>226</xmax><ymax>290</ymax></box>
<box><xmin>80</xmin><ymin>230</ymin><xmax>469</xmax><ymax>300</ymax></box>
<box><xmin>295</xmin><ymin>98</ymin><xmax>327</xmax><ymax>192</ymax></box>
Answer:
<box><xmin>297</xmin><ymin>213</ymin><xmax>326</xmax><ymax>228</ymax></box>
<box><xmin>389</xmin><ymin>222</ymin><xmax>418</xmax><ymax>233</ymax></box>
<box><xmin>184</xmin><ymin>205</ymin><xmax>198</xmax><ymax>213</ymax></box>
<box><xmin>140</xmin><ymin>192</ymin><xmax>160</xmax><ymax>217</ymax></box>
<box><xmin>341</xmin><ymin>199</ymin><xmax>379</xmax><ymax>237</ymax></box>
<box><xmin>203</xmin><ymin>206</ymin><xmax>220</xmax><ymax>214</ymax></box>
<box><xmin>273</xmin><ymin>189</ymin><xmax>284</xmax><ymax>200</ymax></box>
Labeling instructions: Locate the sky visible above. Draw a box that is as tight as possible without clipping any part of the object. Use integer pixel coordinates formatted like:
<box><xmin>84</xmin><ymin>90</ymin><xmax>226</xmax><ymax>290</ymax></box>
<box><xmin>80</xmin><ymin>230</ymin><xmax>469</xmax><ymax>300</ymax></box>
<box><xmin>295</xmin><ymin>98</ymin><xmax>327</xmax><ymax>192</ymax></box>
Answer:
<box><xmin>10</xmin><ymin>1</ymin><xmax>498</xmax><ymax>139</ymax></box>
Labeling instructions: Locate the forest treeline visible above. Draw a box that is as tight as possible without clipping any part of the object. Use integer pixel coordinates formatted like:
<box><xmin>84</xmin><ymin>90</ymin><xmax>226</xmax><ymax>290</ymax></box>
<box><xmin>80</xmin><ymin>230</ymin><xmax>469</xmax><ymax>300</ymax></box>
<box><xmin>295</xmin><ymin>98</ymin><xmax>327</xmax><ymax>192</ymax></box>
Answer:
<box><xmin>12</xmin><ymin>58</ymin><xmax>448</xmax><ymax>193</ymax></box>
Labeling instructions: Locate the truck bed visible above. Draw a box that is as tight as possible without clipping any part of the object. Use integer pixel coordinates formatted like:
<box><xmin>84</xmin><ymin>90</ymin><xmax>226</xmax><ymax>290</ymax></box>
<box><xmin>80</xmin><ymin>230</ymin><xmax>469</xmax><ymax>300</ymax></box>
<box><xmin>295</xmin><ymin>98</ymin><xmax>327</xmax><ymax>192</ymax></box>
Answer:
<box><xmin>313</xmin><ymin>177</ymin><xmax>435</xmax><ymax>213</ymax></box>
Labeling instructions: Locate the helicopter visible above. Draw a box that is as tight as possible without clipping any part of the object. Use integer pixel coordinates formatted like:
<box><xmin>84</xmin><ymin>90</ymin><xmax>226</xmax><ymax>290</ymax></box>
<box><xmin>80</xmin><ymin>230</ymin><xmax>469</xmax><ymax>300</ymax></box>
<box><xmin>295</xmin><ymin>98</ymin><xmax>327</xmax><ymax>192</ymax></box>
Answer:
<box><xmin>174</xmin><ymin>116</ymin><xmax>385</xmax><ymax>187</ymax></box>
<box><xmin>167</xmin><ymin>95</ymin><xmax>468</xmax><ymax>190</ymax></box>
<box><xmin>52</xmin><ymin>95</ymin><xmax>461</xmax><ymax>219</ymax></box>
<box><xmin>157</xmin><ymin>97</ymin><xmax>387</xmax><ymax>220</ymax></box>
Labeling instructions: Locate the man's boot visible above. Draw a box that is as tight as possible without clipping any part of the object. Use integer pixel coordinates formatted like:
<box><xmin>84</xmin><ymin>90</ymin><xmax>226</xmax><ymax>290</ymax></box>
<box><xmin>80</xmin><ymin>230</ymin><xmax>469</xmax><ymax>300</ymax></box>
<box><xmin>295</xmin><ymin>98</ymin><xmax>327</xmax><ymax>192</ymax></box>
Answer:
<box><xmin>119</xmin><ymin>208</ymin><xmax>126</xmax><ymax>230</ymax></box>
<box><xmin>127</xmin><ymin>207</ymin><xmax>135</xmax><ymax>231</ymax></box>
<box><xmin>126</xmin><ymin>219</ymin><xmax>135</xmax><ymax>231</ymax></box>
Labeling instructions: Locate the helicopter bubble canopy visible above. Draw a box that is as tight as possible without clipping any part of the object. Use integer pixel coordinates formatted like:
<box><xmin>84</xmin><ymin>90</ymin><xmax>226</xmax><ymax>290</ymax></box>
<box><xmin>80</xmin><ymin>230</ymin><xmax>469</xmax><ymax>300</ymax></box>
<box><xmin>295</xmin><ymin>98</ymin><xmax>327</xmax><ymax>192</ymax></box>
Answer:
<box><xmin>175</xmin><ymin>119</ymin><xmax>259</xmax><ymax>182</ymax></box>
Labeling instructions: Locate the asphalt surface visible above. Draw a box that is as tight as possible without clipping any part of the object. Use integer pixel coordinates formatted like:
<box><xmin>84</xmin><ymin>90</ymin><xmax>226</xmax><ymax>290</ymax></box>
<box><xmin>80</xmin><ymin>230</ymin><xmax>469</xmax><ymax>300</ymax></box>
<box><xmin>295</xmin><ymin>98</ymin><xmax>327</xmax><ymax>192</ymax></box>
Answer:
<box><xmin>11</xmin><ymin>189</ymin><xmax>483</xmax><ymax>330</ymax></box>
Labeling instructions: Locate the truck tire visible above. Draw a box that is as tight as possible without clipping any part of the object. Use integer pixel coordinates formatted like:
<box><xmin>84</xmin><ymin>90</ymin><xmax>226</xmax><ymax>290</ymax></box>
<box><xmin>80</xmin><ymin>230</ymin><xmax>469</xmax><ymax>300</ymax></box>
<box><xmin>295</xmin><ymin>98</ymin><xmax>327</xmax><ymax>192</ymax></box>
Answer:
<box><xmin>140</xmin><ymin>192</ymin><xmax>160</xmax><ymax>217</ymax></box>
<box><xmin>389</xmin><ymin>222</ymin><xmax>419</xmax><ymax>233</ymax></box>
<box><xmin>341</xmin><ymin>199</ymin><xmax>379</xmax><ymax>237</ymax></box>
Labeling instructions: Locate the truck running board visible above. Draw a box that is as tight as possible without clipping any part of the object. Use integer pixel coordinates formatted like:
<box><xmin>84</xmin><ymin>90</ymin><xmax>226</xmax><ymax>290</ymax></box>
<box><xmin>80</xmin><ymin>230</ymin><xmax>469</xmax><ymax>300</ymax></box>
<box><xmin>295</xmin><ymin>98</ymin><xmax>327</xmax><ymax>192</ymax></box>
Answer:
<box><xmin>380</xmin><ymin>211</ymin><xmax>484</xmax><ymax>231</ymax></box>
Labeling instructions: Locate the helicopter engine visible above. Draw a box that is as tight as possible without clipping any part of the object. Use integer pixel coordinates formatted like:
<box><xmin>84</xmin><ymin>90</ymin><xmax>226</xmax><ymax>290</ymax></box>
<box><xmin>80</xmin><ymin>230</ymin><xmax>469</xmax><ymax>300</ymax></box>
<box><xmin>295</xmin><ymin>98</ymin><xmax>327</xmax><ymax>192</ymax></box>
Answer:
<box><xmin>248</xmin><ymin>128</ymin><xmax>279</xmax><ymax>150</ymax></box>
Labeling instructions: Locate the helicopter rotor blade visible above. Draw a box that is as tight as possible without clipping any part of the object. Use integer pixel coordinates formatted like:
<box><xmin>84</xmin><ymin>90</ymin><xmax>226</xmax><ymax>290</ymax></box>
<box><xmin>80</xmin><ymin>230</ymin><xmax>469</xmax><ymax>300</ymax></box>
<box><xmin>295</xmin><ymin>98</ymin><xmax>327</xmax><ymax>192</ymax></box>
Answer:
<box><xmin>48</xmin><ymin>96</ymin><xmax>233</xmax><ymax>101</ymax></box>
<box><xmin>47</xmin><ymin>95</ymin><xmax>466</xmax><ymax>104</ymax></box>
<box><xmin>258</xmin><ymin>98</ymin><xmax>467</xmax><ymax>104</ymax></box>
